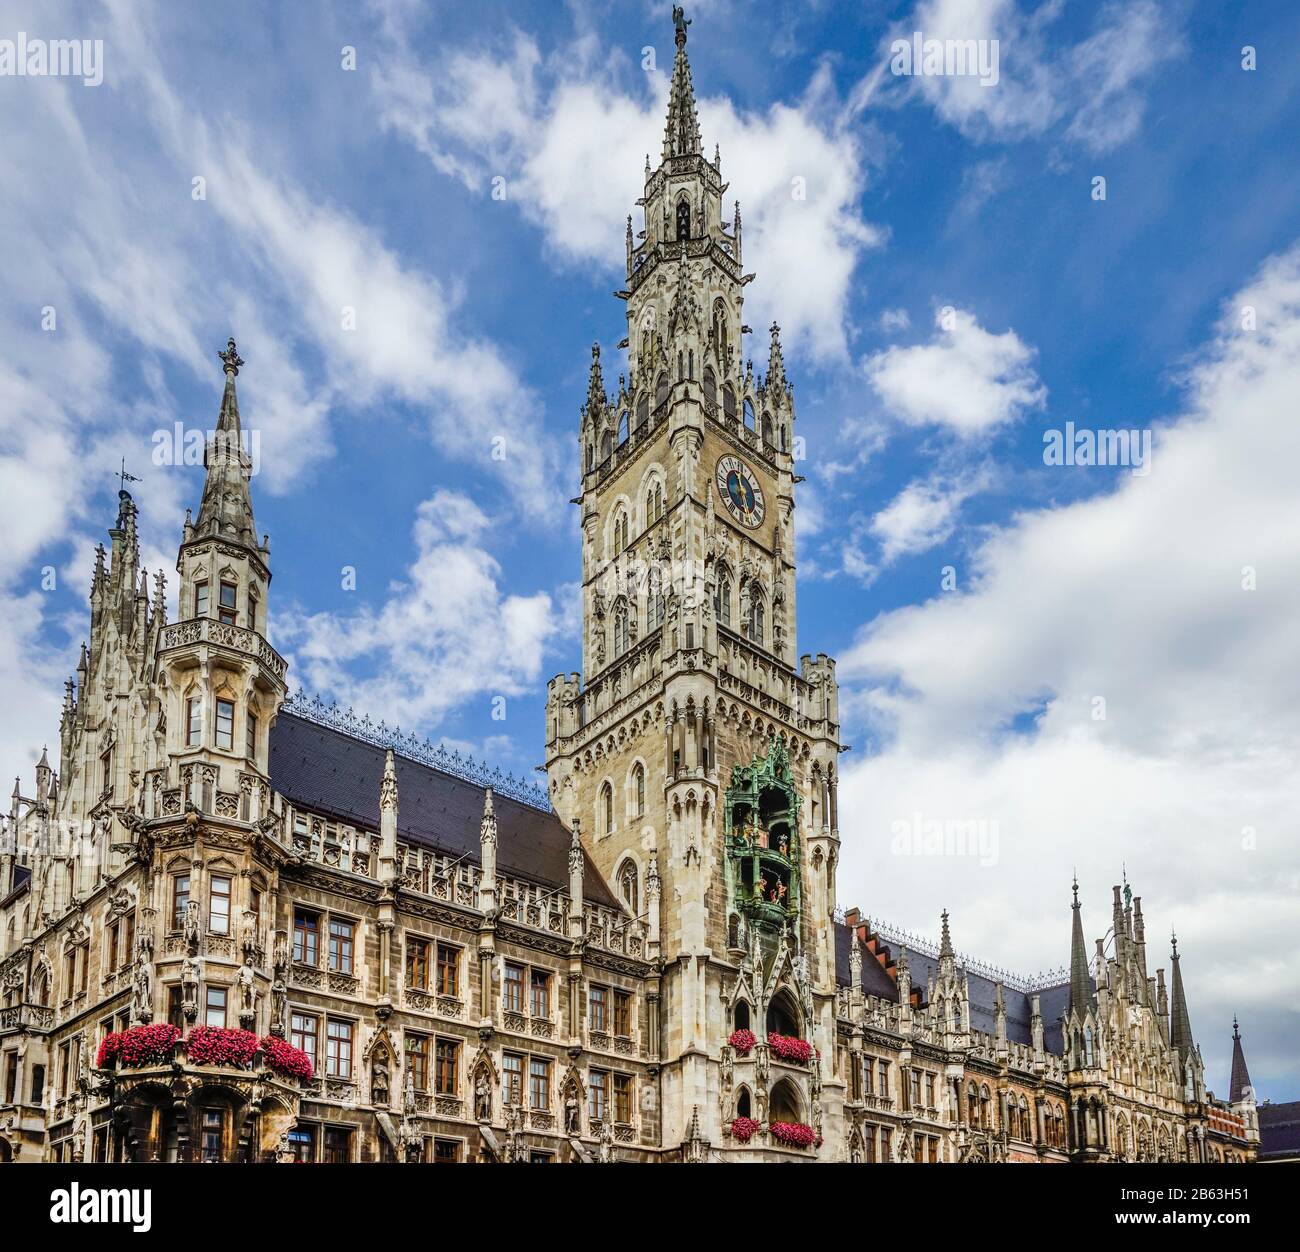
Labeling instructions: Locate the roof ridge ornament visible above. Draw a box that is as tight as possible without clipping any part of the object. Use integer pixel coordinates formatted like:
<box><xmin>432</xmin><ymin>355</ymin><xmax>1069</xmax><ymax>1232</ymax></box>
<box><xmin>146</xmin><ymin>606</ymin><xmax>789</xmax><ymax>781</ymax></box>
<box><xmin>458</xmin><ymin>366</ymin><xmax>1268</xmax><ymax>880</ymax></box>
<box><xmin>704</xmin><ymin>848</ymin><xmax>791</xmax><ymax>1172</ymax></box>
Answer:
<box><xmin>282</xmin><ymin>687</ymin><xmax>551</xmax><ymax>812</ymax></box>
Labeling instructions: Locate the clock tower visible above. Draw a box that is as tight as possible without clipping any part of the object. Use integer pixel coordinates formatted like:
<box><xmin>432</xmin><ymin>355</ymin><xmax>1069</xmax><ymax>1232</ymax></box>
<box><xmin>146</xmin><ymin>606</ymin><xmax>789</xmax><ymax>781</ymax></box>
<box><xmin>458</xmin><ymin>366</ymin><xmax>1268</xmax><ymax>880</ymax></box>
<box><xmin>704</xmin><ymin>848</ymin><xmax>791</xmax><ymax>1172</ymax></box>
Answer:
<box><xmin>545</xmin><ymin>9</ymin><xmax>845</xmax><ymax>1156</ymax></box>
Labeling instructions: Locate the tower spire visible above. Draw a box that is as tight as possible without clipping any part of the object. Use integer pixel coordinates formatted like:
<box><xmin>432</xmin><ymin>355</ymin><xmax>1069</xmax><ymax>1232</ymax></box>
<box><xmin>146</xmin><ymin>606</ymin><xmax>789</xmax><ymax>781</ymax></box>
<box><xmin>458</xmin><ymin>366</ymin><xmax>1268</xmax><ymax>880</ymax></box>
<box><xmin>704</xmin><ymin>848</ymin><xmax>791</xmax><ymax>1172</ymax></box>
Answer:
<box><xmin>663</xmin><ymin>7</ymin><xmax>701</xmax><ymax>160</ymax></box>
<box><xmin>194</xmin><ymin>338</ymin><xmax>257</xmax><ymax>546</ymax></box>
<box><xmin>1067</xmin><ymin>876</ymin><xmax>1092</xmax><ymax>1016</ymax></box>
<box><xmin>1168</xmin><ymin>931</ymin><xmax>1195</xmax><ymax>1060</ymax></box>
<box><xmin>1229</xmin><ymin>1016</ymin><xmax>1253</xmax><ymax>1102</ymax></box>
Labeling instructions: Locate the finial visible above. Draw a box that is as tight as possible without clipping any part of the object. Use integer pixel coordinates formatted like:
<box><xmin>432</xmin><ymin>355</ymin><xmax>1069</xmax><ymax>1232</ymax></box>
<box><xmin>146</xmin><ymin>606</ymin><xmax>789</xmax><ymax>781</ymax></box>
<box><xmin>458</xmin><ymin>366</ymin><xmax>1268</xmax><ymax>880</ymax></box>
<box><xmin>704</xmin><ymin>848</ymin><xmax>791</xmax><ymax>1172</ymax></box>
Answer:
<box><xmin>218</xmin><ymin>337</ymin><xmax>245</xmax><ymax>376</ymax></box>
<box><xmin>1171</xmin><ymin>929</ymin><xmax>1179</xmax><ymax>957</ymax></box>
<box><xmin>1071</xmin><ymin>872</ymin><xmax>1079</xmax><ymax>905</ymax></box>
<box><xmin>591</xmin><ymin>342</ymin><xmax>600</xmax><ymax>361</ymax></box>
<box><xmin>1233</xmin><ymin>1014</ymin><xmax>1240</xmax><ymax>1038</ymax></box>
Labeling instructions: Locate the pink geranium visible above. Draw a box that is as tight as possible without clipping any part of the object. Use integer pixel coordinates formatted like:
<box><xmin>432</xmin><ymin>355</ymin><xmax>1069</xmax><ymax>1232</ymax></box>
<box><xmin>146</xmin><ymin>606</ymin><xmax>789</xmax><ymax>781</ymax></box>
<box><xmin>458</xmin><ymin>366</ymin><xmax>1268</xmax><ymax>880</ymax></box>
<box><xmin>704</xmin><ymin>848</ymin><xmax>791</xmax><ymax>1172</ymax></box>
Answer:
<box><xmin>767</xmin><ymin>1032</ymin><xmax>814</xmax><ymax>1064</ymax></box>
<box><xmin>728</xmin><ymin>1029</ymin><xmax>757</xmax><ymax>1056</ymax></box>
<box><xmin>261</xmin><ymin>1035</ymin><xmax>314</xmax><ymax>1081</ymax></box>
<box><xmin>769</xmin><ymin>1121</ymin><xmax>815</xmax><ymax>1148</ymax></box>
<box><xmin>730</xmin><ymin>1116</ymin><xmax>761</xmax><ymax>1143</ymax></box>
<box><xmin>185</xmin><ymin>1026</ymin><xmax>260</xmax><ymax>1069</ymax></box>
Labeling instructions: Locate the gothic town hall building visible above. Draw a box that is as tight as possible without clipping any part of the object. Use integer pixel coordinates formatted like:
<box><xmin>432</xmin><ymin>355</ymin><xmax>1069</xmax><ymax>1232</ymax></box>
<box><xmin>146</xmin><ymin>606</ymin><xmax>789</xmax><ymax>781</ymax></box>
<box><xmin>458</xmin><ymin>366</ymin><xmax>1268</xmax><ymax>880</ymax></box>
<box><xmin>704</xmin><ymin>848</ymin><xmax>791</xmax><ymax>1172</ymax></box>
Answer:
<box><xmin>0</xmin><ymin>15</ymin><xmax>1259</xmax><ymax>1165</ymax></box>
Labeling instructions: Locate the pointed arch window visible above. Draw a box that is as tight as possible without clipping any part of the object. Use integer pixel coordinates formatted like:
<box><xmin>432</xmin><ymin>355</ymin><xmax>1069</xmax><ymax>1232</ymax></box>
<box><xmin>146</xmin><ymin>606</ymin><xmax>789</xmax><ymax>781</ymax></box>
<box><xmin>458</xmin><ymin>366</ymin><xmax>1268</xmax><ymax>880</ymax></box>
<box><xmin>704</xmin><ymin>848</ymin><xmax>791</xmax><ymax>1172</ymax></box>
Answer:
<box><xmin>618</xmin><ymin>860</ymin><xmax>639</xmax><ymax>916</ymax></box>
<box><xmin>600</xmin><ymin>782</ymin><xmax>614</xmax><ymax>836</ymax></box>
<box><xmin>712</xmin><ymin>299</ymin><xmax>729</xmax><ymax>361</ymax></box>
<box><xmin>646</xmin><ymin>568</ymin><xmax>665</xmax><ymax>631</ymax></box>
<box><xmin>761</xmin><ymin>413</ymin><xmax>774</xmax><ymax>445</ymax></box>
<box><xmin>714</xmin><ymin>567</ymin><xmax>732</xmax><ymax>627</ymax></box>
<box><xmin>743</xmin><ymin>397</ymin><xmax>756</xmax><ymax>431</ymax></box>
<box><xmin>703</xmin><ymin>367</ymin><xmax>716</xmax><ymax>408</ymax></box>
<box><xmin>614</xmin><ymin>601</ymin><xmax>630</xmax><ymax>655</ymax></box>
<box><xmin>655</xmin><ymin>373</ymin><xmax>670</xmax><ymax>410</ymax></box>
<box><xmin>645</xmin><ymin>482</ymin><xmax>664</xmax><ymax>527</ymax></box>
<box><xmin>747</xmin><ymin>592</ymin><xmax>764</xmax><ymax>645</ymax></box>
<box><xmin>722</xmin><ymin>384</ymin><xmax>736</xmax><ymax>423</ymax></box>
<box><xmin>633</xmin><ymin>764</ymin><xmax>646</xmax><ymax>818</ymax></box>
<box><xmin>636</xmin><ymin>393</ymin><xmax>649</xmax><ymax>430</ymax></box>
<box><xmin>601</xmin><ymin>430</ymin><xmax>613</xmax><ymax>462</ymax></box>
<box><xmin>618</xmin><ymin>412</ymin><xmax>629</xmax><ymax>444</ymax></box>
<box><xmin>676</xmin><ymin>199</ymin><xmax>690</xmax><ymax>241</ymax></box>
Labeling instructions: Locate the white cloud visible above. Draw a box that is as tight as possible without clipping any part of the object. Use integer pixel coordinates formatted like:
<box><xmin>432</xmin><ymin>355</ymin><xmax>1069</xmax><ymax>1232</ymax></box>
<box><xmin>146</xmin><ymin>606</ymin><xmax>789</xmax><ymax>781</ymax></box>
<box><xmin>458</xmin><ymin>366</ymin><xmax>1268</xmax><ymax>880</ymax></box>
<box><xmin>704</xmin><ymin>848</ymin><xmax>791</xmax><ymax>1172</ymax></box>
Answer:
<box><xmin>278</xmin><ymin>490</ymin><xmax>563</xmax><ymax>730</ymax></box>
<box><xmin>866</xmin><ymin>306</ymin><xmax>1046</xmax><ymax>435</ymax></box>
<box><xmin>879</xmin><ymin>308</ymin><xmax>912</xmax><ymax>333</ymax></box>
<box><xmin>890</xmin><ymin>0</ymin><xmax>1182</xmax><ymax>153</ymax></box>
<box><xmin>870</xmin><ymin>467</ymin><xmax>991</xmax><ymax>563</ymax></box>
<box><xmin>836</xmin><ymin>242</ymin><xmax>1300</xmax><ymax>1093</ymax></box>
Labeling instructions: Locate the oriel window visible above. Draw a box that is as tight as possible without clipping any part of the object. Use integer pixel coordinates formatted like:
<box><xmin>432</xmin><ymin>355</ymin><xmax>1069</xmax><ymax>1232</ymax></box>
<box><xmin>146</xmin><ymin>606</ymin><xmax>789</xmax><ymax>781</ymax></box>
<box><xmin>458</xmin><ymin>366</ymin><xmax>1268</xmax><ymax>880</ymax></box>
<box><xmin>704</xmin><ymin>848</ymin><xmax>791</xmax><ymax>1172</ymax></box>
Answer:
<box><xmin>186</xmin><ymin>698</ymin><xmax>202</xmax><ymax>746</ymax></box>
<box><xmin>205</xmin><ymin>985</ymin><xmax>227</xmax><ymax>1028</ymax></box>
<box><xmin>194</xmin><ymin>581</ymin><xmax>209</xmax><ymax>618</ymax></box>
<box><xmin>171</xmin><ymin>875</ymin><xmax>190</xmax><ymax>931</ymax></box>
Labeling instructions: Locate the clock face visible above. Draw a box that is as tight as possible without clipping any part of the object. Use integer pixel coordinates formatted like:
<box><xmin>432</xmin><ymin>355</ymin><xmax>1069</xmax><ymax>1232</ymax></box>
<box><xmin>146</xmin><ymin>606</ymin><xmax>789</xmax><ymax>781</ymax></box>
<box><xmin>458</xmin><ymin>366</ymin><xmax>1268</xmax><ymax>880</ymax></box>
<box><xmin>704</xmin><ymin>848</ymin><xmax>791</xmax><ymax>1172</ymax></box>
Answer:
<box><xmin>715</xmin><ymin>455</ymin><xmax>765</xmax><ymax>529</ymax></box>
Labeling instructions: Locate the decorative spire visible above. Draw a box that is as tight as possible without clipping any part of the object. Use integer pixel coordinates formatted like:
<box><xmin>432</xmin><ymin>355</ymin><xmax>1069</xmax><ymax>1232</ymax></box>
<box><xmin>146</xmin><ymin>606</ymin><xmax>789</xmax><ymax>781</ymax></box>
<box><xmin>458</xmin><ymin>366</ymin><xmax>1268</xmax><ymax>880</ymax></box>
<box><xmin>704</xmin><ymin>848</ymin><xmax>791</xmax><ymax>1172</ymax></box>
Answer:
<box><xmin>380</xmin><ymin>748</ymin><xmax>398</xmax><ymax>814</ymax></box>
<box><xmin>194</xmin><ymin>337</ymin><xmax>257</xmax><ymax>546</ymax></box>
<box><xmin>662</xmin><ymin>7</ymin><xmax>701</xmax><ymax>160</ymax></box>
<box><xmin>1229</xmin><ymin>1017</ymin><xmax>1253</xmax><ymax>1103</ymax></box>
<box><xmin>1169</xmin><ymin>931</ymin><xmax>1195</xmax><ymax>1061</ymax></box>
<box><xmin>767</xmin><ymin>321</ymin><xmax>787</xmax><ymax>392</ymax></box>
<box><xmin>939</xmin><ymin>908</ymin><xmax>953</xmax><ymax>958</ymax></box>
<box><xmin>1067</xmin><ymin>877</ymin><xmax>1092</xmax><ymax>1017</ymax></box>
<box><xmin>479</xmin><ymin>786</ymin><xmax>498</xmax><ymax>849</ymax></box>
<box><xmin>584</xmin><ymin>342</ymin><xmax>606</xmax><ymax>416</ymax></box>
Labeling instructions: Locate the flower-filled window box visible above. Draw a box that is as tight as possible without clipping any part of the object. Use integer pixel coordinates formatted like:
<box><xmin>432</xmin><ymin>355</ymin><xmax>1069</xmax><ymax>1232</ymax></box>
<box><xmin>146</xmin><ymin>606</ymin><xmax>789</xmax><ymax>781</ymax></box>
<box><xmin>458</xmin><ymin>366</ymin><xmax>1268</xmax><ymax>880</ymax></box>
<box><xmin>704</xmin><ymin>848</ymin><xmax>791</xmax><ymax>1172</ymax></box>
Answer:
<box><xmin>730</xmin><ymin>1116</ymin><xmax>761</xmax><ymax>1143</ymax></box>
<box><xmin>185</xmin><ymin>1025</ymin><xmax>260</xmax><ymax>1069</ymax></box>
<box><xmin>728</xmin><ymin>1029</ymin><xmax>756</xmax><ymax>1056</ymax></box>
<box><xmin>769</xmin><ymin>1120</ymin><xmax>815</xmax><ymax>1148</ymax></box>
<box><xmin>767</xmin><ymin>1032</ymin><xmax>813</xmax><ymax>1064</ymax></box>
<box><xmin>260</xmin><ymin>1035</ymin><xmax>314</xmax><ymax>1082</ymax></box>
<box><xmin>97</xmin><ymin>1023</ymin><xmax>181</xmax><ymax>1069</ymax></box>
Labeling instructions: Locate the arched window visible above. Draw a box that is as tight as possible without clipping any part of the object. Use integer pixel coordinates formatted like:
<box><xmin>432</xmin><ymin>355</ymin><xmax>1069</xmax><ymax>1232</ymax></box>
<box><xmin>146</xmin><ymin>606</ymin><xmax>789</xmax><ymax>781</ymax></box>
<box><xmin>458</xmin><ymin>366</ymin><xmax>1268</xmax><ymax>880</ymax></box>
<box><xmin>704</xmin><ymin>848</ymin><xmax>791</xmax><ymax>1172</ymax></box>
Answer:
<box><xmin>614</xmin><ymin>601</ymin><xmax>630</xmax><ymax>655</ymax></box>
<box><xmin>734</xmin><ymin>1000</ymin><xmax>751</xmax><ymax>1031</ymax></box>
<box><xmin>715</xmin><ymin>568</ymin><xmax>732</xmax><ymax>627</ymax></box>
<box><xmin>676</xmin><ymin>199</ymin><xmax>690</xmax><ymax>241</ymax></box>
<box><xmin>677</xmin><ymin>350</ymin><xmax>684</xmax><ymax>382</ymax></box>
<box><xmin>586</xmin><ymin>443</ymin><xmax>594</xmax><ymax>471</ymax></box>
<box><xmin>646</xmin><ymin>570</ymin><xmax>665</xmax><ymax>631</ymax></box>
<box><xmin>618</xmin><ymin>411</ymin><xmax>629</xmax><ymax>444</ymax></box>
<box><xmin>748</xmin><ymin>592</ymin><xmax>764</xmax><ymax>645</ymax></box>
<box><xmin>636</xmin><ymin>393</ymin><xmax>649</xmax><ymax>430</ymax></box>
<box><xmin>1084</xmin><ymin>1025</ymin><xmax>1095</xmax><ymax>1067</ymax></box>
<box><xmin>722</xmin><ymin>383</ymin><xmax>736</xmax><ymax>423</ymax></box>
<box><xmin>600</xmin><ymin>430</ymin><xmax>613</xmax><ymax>461</ymax></box>
<box><xmin>688</xmin><ymin>349</ymin><xmax>694</xmax><ymax>380</ymax></box>
<box><xmin>618</xmin><ymin>860</ymin><xmax>639</xmax><ymax>916</ymax></box>
<box><xmin>780</xmin><ymin>424</ymin><xmax>789</xmax><ymax>453</ymax></box>
<box><xmin>703</xmin><ymin>367</ymin><xmax>716</xmax><ymax>408</ymax></box>
<box><xmin>743</xmin><ymin>397</ymin><xmax>756</xmax><ymax>430</ymax></box>
<box><xmin>762</xmin><ymin>413</ymin><xmax>773</xmax><ymax>445</ymax></box>
<box><xmin>712</xmin><ymin>299</ymin><xmax>729</xmax><ymax>361</ymax></box>
<box><xmin>655</xmin><ymin>372</ymin><xmax>670</xmax><ymax>410</ymax></box>
<box><xmin>600</xmin><ymin>783</ymin><xmax>614</xmax><ymax>836</ymax></box>
<box><xmin>633</xmin><ymin>763</ymin><xmax>646</xmax><ymax>817</ymax></box>
<box><xmin>736</xmin><ymin>1087</ymin><xmax>752</xmax><ymax>1118</ymax></box>
<box><xmin>645</xmin><ymin>481</ymin><xmax>663</xmax><ymax>526</ymax></box>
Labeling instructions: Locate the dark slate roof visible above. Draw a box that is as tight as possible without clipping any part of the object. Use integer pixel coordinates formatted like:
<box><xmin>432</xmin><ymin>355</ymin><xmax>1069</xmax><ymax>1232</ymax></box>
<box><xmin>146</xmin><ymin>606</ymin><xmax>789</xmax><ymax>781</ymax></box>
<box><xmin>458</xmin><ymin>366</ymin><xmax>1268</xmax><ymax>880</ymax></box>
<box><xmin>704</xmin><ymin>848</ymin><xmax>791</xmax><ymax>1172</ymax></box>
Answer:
<box><xmin>833</xmin><ymin>922</ymin><xmax>901</xmax><ymax>1002</ymax></box>
<box><xmin>269</xmin><ymin>712</ymin><xmax>622</xmax><ymax>910</ymax></box>
<box><xmin>832</xmin><ymin>918</ymin><xmax>1069</xmax><ymax>1055</ymax></box>
<box><xmin>1259</xmin><ymin>1102</ymin><xmax>1300</xmax><ymax>1160</ymax></box>
<box><xmin>897</xmin><ymin>944</ymin><xmax>1070</xmax><ymax>1056</ymax></box>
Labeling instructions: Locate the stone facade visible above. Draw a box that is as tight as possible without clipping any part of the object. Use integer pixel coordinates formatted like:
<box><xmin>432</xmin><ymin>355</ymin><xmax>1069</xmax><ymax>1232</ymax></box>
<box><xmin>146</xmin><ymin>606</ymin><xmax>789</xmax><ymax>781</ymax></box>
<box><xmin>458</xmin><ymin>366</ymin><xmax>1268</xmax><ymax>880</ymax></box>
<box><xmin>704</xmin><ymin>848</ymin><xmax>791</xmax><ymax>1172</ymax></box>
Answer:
<box><xmin>0</xmin><ymin>11</ymin><xmax>1258</xmax><ymax>1165</ymax></box>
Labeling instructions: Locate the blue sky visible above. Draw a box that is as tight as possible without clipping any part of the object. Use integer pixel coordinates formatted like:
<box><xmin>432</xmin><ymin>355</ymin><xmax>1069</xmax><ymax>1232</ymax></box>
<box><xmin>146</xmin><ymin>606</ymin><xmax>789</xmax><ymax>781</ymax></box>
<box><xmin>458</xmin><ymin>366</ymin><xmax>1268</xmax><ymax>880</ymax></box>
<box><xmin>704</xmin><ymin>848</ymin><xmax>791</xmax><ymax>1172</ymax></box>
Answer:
<box><xmin>2</xmin><ymin>0</ymin><xmax>1298</xmax><ymax>1099</ymax></box>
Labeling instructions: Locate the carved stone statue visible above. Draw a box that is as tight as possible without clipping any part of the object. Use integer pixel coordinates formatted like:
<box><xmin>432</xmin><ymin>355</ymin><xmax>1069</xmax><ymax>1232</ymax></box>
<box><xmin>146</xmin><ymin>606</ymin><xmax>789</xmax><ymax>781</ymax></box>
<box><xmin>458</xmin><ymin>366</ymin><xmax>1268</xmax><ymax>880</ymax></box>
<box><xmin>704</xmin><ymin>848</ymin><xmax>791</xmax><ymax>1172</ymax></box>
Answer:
<box><xmin>564</xmin><ymin>1087</ymin><xmax>579</xmax><ymax>1135</ymax></box>
<box><xmin>403</xmin><ymin>1067</ymin><xmax>417</xmax><ymax>1116</ymax></box>
<box><xmin>183</xmin><ymin>900</ymin><xmax>201</xmax><ymax>952</ymax></box>
<box><xmin>131</xmin><ymin>956</ymin><xmax>152</xmax><ymax>1023</ymax></box>
<box><xmin>372</xmin><ymin>1056</ymin><xmax>390</xmax><ymax>1108</ymax></box>
<box><xmin>474</xmin><ymin>1071</ymin><xmax>492</xmax><ymax>1122</ymax></box>
<box><xmin>235</xmin><ymin>956</ymin><xmax>257</xmax><ymax>1021</ymax></box>
<box><xmin>240</xmin><ymin>909</ymin><xmax>259</xmax><ymax>960</ymax></box>
<box><xmin>597</xmin><ymin>1117</ymin><xmax>615</xmax><ymax>1163</ymax></box>
<box><xmin>181</xmin><ymin>955</ymin><xmax>201</xmax><ymax>1020</ymax></box>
